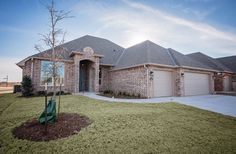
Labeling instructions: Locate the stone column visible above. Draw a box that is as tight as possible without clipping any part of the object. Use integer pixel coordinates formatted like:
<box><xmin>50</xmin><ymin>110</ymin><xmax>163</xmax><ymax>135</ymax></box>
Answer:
<box><xmin>74</xmin><ymin>55</ymin><xmax>80</xmax><ymax>93</ymax></box>
<box><xmin>94</xmin><ymin>57</ymin><xmax>100</xmax><ymax>93</ymax></box>
<box><xmin>176</xmin><ymin>68</ymin><xmax>184</xmax><ymax>96</ymax></box>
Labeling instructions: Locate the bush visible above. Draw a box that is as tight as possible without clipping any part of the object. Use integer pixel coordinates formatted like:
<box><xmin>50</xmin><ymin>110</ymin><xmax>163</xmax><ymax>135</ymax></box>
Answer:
<box><xmin>21</xmin><ymin>76</ymin><xmax>33</xmax><ymax>97</ymax></box>
<box><xmin>13</xmin><ymin>85</ymin><xmax>22</xmax><ymax>93</ymax></box>
<box><xmin>56</xmin><ymin>91</ymin><xmax>65</xmax><ymax>95</ymax></box>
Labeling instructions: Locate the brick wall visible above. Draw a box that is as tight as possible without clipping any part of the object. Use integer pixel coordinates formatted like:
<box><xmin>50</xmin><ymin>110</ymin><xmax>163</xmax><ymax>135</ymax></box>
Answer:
<box><xmin>214</xmin><ymin>75</ymin><xmax>223</xmax><ymax>91</ymax></box>
<box><xmin>109</xmin><ymin>66</ymin><xmax>148</xmax><ymax>98</ymax></box>
<box><xmin>99</xmin><ymin>66</ymin><xmax>111</xmax><ymax>92</ymax></box>
<box><xmin>23</xmin><ymin>60</ymin><xmax>32</xmax><ymax>77</ymax></box>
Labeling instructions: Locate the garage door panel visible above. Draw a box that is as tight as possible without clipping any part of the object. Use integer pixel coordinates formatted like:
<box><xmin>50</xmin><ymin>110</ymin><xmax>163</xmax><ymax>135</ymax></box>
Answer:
<box><xmin>184</xmin><ymin>72</ymin><xmax>210</xmax><ymax>96</ymax></box>
<box><xmin>154</xmin><ymin>71</ymin><xmax>173</xmax><ymax>97</ymax></box>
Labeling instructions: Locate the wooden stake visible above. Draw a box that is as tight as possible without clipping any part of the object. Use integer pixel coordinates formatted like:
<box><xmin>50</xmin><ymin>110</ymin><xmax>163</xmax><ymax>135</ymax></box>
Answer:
<box><xmin>44</xmin><ymin>83</ymin><xmax>48</xmax><ymax>133</ymax></box>
<box><xmin>58</xmin><ymin>82</ymin><xmax>62</xmax><ymax>118</ymax></box>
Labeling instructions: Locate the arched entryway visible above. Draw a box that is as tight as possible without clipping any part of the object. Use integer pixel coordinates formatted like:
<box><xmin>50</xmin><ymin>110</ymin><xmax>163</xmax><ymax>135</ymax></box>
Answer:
<box><xmin>79</xmin><ymin>60</ymin><xmax>95</xmax><ymax>92</ymax></box>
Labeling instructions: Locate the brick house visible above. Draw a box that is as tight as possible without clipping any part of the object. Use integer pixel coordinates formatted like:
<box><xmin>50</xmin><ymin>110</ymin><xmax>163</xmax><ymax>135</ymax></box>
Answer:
<box><xmin>17</xmin><ymin>35</ymin><xmax>235</xmax><ymax>98</ymax></box>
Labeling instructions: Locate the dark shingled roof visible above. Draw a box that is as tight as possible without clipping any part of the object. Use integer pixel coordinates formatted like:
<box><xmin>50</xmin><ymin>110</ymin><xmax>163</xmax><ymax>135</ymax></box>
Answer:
<box><xmin>17</xmin><ymin>35</ymin><xmax>124</xmax><ymax>66</ymax></box>
<box><xmin>115</xmin><ymin>40</ymin><xmax>174</xmax><ymax>68</ymax></box>
<box><xmin>17</xmin><ymin>35</ymin><xmax>221</xmax><ymax>71</ymax></box>
<box><xmin>115</xmin><ymin>40</ymin><xmax>214</xmax><ymax>70</ymax></box>
<box><xmin>168</xmin><ymin>49</ymin><xmax>213</xmax><ymax>70</ymax></box>
<box><xmin>186</xmin><ymin>52</ymin><xmax>232</xmax><ymax>72</ymax></box>
<box><xmin>216</xmin><ymin>56</ymin><xmax>236</xmax><ymax>72</ymax></box>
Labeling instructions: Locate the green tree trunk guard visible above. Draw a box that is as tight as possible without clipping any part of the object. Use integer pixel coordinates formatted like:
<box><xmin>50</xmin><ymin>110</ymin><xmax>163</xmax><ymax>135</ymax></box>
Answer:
<box><xmin>39</xmin><ymin>100</ymin><xmax>56</xmax><ymax>124</ymax></box>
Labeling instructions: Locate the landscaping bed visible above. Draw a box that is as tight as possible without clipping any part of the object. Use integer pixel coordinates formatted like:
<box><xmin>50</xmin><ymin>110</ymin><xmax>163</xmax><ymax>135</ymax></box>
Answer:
<box><xmin>13</xmin><ymin>113</ymin><xmax>91</xmax><ymax>141</ymax></box>
<box><xmin>99</xmin><ymin>90</ymin><xmax>145</xmax><ymax>99</ymax></box>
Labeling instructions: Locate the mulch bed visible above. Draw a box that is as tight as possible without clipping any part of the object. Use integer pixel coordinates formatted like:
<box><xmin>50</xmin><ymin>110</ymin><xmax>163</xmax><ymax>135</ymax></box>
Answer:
<box><xmin>12</xmin><ymin>113</ymin><xmax>92</xmax><ymax>142</ymax></box>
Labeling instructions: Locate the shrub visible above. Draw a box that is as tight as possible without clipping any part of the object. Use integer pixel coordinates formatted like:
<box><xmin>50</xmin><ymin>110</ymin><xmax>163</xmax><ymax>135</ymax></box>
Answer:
<box><xmin>36</xmin><ymin>91</ymin><xmax>70</xmax><ymax>96</ymax></box>
<box><xmin>103</xmin><ymin>90</ymin><xmax>113</xmax><ymax>94</ymax></box>
<box><xmin>37</xmin><ymin>91</ymin><xmax>45</xmax><ymax>96</ymax></box>
<box><xmin>137</xmin><ymin>93</ymin><xmax>141</xmax><ymax>98</ymax></box>
<box><xmin>21</xmin><ymin>76</ymin><xmax>33</xmax><ymax>97</ymax></box>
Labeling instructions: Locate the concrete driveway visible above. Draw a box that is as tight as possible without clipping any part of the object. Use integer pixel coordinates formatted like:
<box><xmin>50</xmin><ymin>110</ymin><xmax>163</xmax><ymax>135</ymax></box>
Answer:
<box><xmin>80</xmin><ymin>93</ymin><xmax>236</xmax><ymax>117</ymax></box>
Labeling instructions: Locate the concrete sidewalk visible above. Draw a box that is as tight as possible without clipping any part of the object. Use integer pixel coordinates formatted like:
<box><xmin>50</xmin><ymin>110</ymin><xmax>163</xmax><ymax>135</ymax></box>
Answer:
<box><xmin>78</xmin><ymin>93</ymin><xmax>236</xmax><ymax>117</ymax></box>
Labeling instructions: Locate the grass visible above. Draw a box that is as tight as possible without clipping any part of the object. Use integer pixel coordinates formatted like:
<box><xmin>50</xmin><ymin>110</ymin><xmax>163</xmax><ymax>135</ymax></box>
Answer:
<box><xmin>0</xmin><ymin>93</ymin><xmax>236</xmax><ymax>153</ymax></box>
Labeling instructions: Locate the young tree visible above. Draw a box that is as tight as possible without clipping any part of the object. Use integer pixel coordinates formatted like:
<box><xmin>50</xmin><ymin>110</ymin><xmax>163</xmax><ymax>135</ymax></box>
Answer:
<box><xmin>21</xmin><ymin>75</ymin><xmax>33</xmax><ymax>97</ymax></box>
<box><xmin>35</xmin><ymin>0</ymin><xmax>72</xmax><ymax>100</ymax></box>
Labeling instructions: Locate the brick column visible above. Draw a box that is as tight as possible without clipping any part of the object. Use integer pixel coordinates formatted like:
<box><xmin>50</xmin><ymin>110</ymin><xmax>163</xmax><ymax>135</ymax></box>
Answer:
<box><xmin>210</xmin><ymin>73</ymin><xmax>215</xmax><ymax>94</ymax></box>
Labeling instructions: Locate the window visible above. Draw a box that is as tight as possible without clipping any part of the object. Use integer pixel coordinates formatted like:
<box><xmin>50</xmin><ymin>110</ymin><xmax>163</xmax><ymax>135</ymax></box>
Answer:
<box><xmin>99</xmin><ymin>68</ymin><xmax>102</xmax><ymax>85</ymax></box>
<box><xmin>40</xmin><ymin>61</ymin><xmax>64</xmax><ymax>86</ymax></box>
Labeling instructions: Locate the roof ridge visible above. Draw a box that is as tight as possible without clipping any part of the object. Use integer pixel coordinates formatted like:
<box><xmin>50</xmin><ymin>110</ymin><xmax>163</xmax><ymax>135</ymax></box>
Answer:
<box><xmin>216</xmin><ymin>55</ymin><xmax>236</xmax><ymax>59</ymax></box>
<box><xmin>146</xmin><ymin>41</ymin><xmax>150</xmax><ymax>63</ymax></box>
<box><xmin>205</xmin><ymin>54</ymin><xmax>226</xmax><ymax>70</ymax></box>
<box><xmin>167</xmin><ymin>48</ymin><xmax>178</xmax><ymax>66</ymax></box>
<box><xmin>199</xmin><ymin>52</ymin><xmax>221</xmax><ymax>68</ymax></box>
<box><xmin>115</xmin><ymin>48</ymin><xmax>126</xmax><ymax>66</ymax></box>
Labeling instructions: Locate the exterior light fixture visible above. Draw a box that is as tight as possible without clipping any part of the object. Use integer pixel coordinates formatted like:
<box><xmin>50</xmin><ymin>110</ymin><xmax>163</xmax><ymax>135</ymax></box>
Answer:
<box><xmin>149</xmin><ymin>71</ymin><xmax>154</xmax><ymax>80</ymax></box>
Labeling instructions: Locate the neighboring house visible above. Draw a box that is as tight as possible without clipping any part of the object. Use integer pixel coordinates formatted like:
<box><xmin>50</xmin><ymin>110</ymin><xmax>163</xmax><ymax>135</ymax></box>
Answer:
<box><xmin>187</xmin><ymin>52</ymin><xmax>234</xmax><ymax>91</ymax></box>
<box><xmin>216</xmin><ymin>56</ymin><xmax>236</xmax><ymax>91</ymax></box>
<box><xmin>16</xmin><ymin>35</ymin><xmax>234</xmax><ymax>98</ymax></box>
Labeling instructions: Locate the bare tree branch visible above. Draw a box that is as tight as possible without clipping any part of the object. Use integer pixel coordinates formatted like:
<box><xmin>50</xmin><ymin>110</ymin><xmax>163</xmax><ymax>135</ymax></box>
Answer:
<box><xmin>35</xmin><ymin>0</ymin><xmax>73</xmax><ymax>100</ymax></box>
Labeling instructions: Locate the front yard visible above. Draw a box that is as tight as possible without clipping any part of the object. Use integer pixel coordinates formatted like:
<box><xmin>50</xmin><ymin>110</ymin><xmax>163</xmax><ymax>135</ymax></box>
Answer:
<box><xmin>0</xmin><ymin>94</ymin><xmax>236</xmax><ymax>153</ymax></box>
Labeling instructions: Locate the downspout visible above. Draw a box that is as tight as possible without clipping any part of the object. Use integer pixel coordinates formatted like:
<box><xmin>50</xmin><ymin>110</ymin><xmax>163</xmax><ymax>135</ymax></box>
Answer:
<box><xmin>144</xmin><ymin>64</ymin><xmax>149</xmax><ymax>98</ymax></box>
<box><xmin>30</xmin><ymin>58</ymin><xmax>34</xmax><ymax>79</ymax></box>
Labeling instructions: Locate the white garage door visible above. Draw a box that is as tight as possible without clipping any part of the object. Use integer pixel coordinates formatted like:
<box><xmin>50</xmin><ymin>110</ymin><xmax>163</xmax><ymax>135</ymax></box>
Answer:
<box><xmin>184</xmin><ymin>72</ymin><xmax>210</xmax><ymax>96</ymax></box>
<box><xmin>154</xmin><ymin>70</ymin><xmax>173</xmax><ymax>97</ymax></box>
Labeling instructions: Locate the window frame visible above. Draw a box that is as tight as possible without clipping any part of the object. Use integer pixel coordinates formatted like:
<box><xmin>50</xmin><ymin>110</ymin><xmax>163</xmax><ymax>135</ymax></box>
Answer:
<box><xmin>40</xmin><ymin>60</ymin><xmax>65</xmax><ymax>87</ymax></box>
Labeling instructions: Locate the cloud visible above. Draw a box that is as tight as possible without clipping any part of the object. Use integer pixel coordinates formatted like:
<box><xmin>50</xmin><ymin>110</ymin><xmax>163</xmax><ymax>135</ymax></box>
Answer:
<box><xmin>0</xmin><ymin>58</ymin><xmax>22</xmax><ymax>82</ymax></box>
<box><xmin>72</xmin><ymin>0</ymin><xmax>236</xmax><ymax>57</ymax></box>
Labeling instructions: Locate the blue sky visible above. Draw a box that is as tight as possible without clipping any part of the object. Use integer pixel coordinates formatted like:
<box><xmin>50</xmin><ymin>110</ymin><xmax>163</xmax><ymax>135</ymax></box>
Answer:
<box><xmin>0</xmin><ymin>0</ymin><xmax>236</xmax><ymax>81</ymax></box>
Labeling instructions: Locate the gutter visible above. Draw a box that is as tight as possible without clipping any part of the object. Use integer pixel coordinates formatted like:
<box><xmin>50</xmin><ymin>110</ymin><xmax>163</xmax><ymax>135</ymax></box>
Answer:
<box><xmin>111</xmin><ymin>63</ymin><xmax>177</xmax><ymax>71</ymax></box>
<box><xmin>111</xmin><ymin>62</ymin><xmax>219</xmax><ymax>73</ymax></box>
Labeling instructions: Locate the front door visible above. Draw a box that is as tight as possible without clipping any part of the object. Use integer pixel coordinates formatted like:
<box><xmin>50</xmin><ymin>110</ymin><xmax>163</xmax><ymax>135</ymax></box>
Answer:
<box><xmin>79</xmin><ymin>63</ymin><xmax>89</xmax><ymax>92</ymax></box>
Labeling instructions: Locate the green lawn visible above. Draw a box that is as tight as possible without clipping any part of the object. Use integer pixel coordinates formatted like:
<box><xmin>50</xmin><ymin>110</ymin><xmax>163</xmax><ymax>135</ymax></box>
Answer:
<box><xmin>0</xmin><ymin>94</ymin><xmax>236</xmax><ymax>153</ymax></box>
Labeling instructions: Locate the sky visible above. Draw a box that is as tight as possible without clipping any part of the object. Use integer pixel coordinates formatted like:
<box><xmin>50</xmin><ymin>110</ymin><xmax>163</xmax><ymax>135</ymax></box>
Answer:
<box><xmin>0</xmin><ymin>0</ymin><xmax>236</xmax><ymax>82</ymax></box>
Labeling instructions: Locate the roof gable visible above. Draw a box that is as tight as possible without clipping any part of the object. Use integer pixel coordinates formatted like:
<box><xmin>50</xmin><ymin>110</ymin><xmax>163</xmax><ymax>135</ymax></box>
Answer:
<box><xmin>168</xmin><ymin>49</ymin><xmax>213</xmax><ymax>70</ymax></box>
<box><xmin>216</xmin><ymin>56</ymin><xmax>236</xmax><ymax>72</ymax></box>
<box><xmin>187</xmin><ymin>52</ymin><xmax>232</xmax><ymax>72</ymax></box>
<box><xmin>115</xmin><ymin>40</ymin><xmax>174</xmax><ymax>69</ymax></box>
